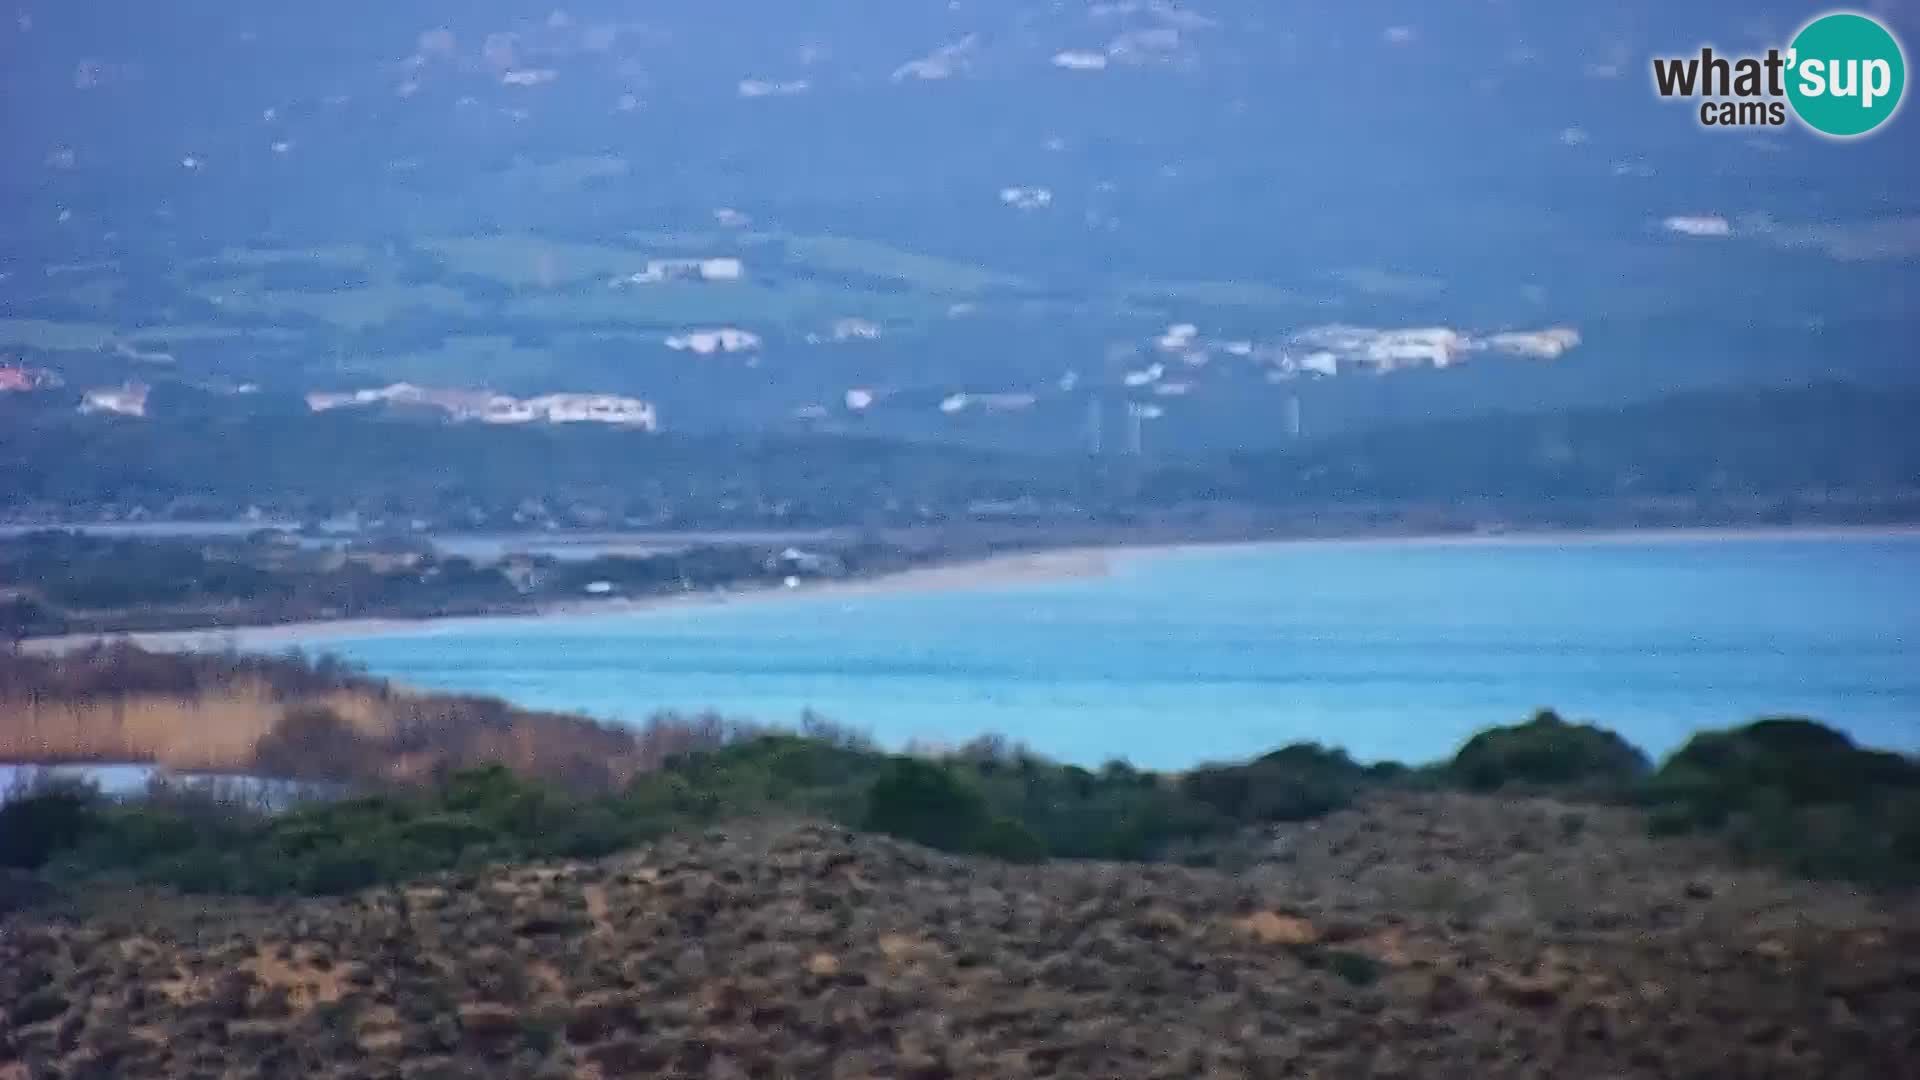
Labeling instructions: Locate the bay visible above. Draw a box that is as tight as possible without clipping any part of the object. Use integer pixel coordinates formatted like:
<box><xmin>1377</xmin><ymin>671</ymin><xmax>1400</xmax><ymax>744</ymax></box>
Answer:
<box><xmin>292</xmin><ymin>533</ymin><xmax>1920</xmax><ymax>770</ymax></box>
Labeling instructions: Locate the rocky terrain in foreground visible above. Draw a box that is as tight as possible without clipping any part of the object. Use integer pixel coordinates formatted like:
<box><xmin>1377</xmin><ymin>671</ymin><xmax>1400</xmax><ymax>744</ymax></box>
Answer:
<box><xmin>5</xmin><ymin>792</ymin><xmax>1919</xmax><ymax>1080</ymax></box>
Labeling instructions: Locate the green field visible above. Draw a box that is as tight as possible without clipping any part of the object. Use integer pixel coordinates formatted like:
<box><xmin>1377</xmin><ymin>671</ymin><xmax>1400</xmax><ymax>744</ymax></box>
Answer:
<box><xmin>423</xmin><ymin>234</ymin><xmax>649</xmax><ymax>287</ymax></box>
<box><xmin>0</xmin><ymin>320</ymin><xmax>121</xmax><ymax>351</ymax></box>
<box><xmin>784</xmin><ymin>234</ymin><xmax>1029</xmax><ymax>294</ymax></box>
<box><xmin>1121</xmin><ymin>279</ymin><xmax>1313</xmax><ymax>312</ymax></box>
<box><xmin>3</xmin><ymin>228</ymin><xmax>1304</xmax><ymax>385</ymax></box>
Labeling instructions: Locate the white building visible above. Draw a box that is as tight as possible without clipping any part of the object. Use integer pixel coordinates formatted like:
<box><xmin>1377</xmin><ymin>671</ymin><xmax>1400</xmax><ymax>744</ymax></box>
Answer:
<box><xmin>1299</xmin><ymin>351</ymin><xmax>1340</xmax><ymax>377</ymax></box>
<box><xmin>522</xmin><ymin>394</ymin><xmax>658</xmax><ymax>429</ymax></box>
<box><xmin>622</xmin><ymin>257</ymin><xmax>744</xmax><ymax>285</ymax></box>
<box><xmin>1662</xmin><ymin>215</ymin><xmax>1731</xmax><ymax>238</ymax></box>
<box><xmin>940</xmin><ymin>392</ymin><xmax>1037</xmax><ymax>414</ymax></box>
<box><xmin>1486</xmin><ymin>328</ymin><xmax>1581</xmax><ymax>360</ymax></box>
<box><xmin>977</xmin><ymin>392</ymin><xmax>1037</xmax><ymax>412</ymax></box>
<box><xmin>666</xmin><ymin>328</ymin><xmax>762</xmax><ymax>354</ymax></box>
<box><xmin>79</xmin><ymin>384</ymin><xmax>148</xmax><ymax>418</ymax></box>
<box><xmin>1156</xmin><ymin>323</ymin><xmax>1199</xmax><ymax>351</ymax></box>
<box><xmin>480</xmin><ymin>400</ymin><xmax>539</xmax><ymax>424</ymax></box>
<box><xmin>738</xmin><ymin>79</ymin><xmax>809</xmax><ymax>98</ymax></box>
<box><xmin>1052</xmin><ymin>50</ymin><xmax>1110</xmax><ymax>71</ymax></box>
<box><xmin>501</xmin><ymin>68</ymin><xmax>557</xmax><ymax>87</ymax></box>
<box><xmin>1364</xmin><ymin>328</ymin><xmax>1472</xmax><ymax>370</ymax></box>
<box><xmin>831</xmin><ymin>317</ymin><xmax>883</xmax><ymax>342</ymax></box>
<box><xmin>999</xmin><ymin>186</ymin><xmax>1054</xmax><ymax>211</ymax></box>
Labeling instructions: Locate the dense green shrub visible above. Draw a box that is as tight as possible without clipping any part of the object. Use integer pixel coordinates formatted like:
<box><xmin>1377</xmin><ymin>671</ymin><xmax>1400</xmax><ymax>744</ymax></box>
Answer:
<box><xmin>1642</xmin><ymin>718</ymin><xmax>1920</xmax><ymax>886</ymax></box>
<box><xmin>635</xmin><ymin>735</ymin><xmax>888</xmax><ymax>825</ymax></box>
<box><xmin>1180</xmin><ymin>743</ymin><xmax>1372</xmax><ymax>823</ymax></box>
<box><xmin>863</xmin><ymin>758</ymin><xmax>1010</xmax><ymax>855</ymax></box>
<box><xmin>1449</xmin><ymin>710</ymin><xmax>1651</xmax><ymax>793</ymax></box>
<box><xmin>967</xmin><ymin>816</ymin><xmax>1049</xmax><ymax>864</ymax></box>
<box><xmin>1326</xmin><ymin>949</ymin><xmax>1382</xmax><ymax>988</ymax></box>
<box><xmin>1658</xmin><ymin>718</ymin><xmax>1918</xmax><ymax>808</ymax></box>
<box><xmin>5</xmin><ymin>765</ymin><xmax>658</xmax><ymax>896</ymax></box>
<box><xmin>0</xmin><ymin>778</ymin><xmax>103</xmax><ymax>869</ymax></box>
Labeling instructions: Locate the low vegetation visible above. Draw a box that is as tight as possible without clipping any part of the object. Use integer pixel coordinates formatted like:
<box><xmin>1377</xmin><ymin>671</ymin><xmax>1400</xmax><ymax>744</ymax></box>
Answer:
<box><xmin>10</xmin><ymin>815</ymin><xmax>1915</xmax><ymax>1079</ymax></box>
<box><xmin>1181</xmin><ymin>742</ymin><xmax>1400</xmax><ymax>824</ymax></box>
<box><xmin>1644</xmin><ymin>718</ymin><xmax>1920</xmax><ymax>887</ymax></box>
<box><xmin>0</xmin><ymin>529</ymin><xmax>933</xmax><ymax>640</ymax></box>
<box><xmin>0</xmin><ymin>641</ymin><xmax>751</xmax><ymax>787</ymax></box>
<box><xmin>1448</xmin><ymin>709</ymin><xmax>1652</xmax><ymax>794</ymax></box>
<box><xmin>2</xmin><ymin>650</ymin><xmax>1918</xmax><ymax>900</ymax></box>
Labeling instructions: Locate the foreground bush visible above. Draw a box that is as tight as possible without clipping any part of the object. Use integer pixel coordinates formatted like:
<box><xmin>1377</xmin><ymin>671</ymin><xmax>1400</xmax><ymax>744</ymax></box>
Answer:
<box><xmin>1644</xmin><ymin>718</ymin><xmax>1920</xmax><ymax>886</ymax></box>
<box><xmin>1181</xmin><ymin>743</ymin><xmax>1378</xmax><ymax>824</ymax></box>
<box><xmin>1449</xmin><ymin>709</ymin><xmax>1652</xmax><ymax>794</ymax></box>
<box><xmin>11</xmin><ymin>765</ymin><xmax>667</xmax><ymax>895</ymax></box>
<box><xmin>0</xmin><ymin>775</ymin><xmax>103</xmax><ymax>870</ymax></box>
<box><xmin>863</xmin><ymin>759</ymin><xmax>1045</xmax><ymax>863</ymax></box>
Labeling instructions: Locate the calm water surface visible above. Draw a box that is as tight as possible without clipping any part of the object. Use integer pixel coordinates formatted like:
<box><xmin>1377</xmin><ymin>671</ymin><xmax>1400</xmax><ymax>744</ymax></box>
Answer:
<box><xmin>292</xmin><ymin>535</ymin><xmax>1920</xmax><ymax>770</ymax></box>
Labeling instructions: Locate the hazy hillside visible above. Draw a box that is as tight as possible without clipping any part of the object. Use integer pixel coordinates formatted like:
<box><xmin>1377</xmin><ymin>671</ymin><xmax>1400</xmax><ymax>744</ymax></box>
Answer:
<box><xmin>2</xmin><ymin>2</ymin><xmax>1915</xmax><ymax>448</ymax></box>
<box><xmin>4</xmin><ymin>381</ymin><xmax>1916</xmax><ymax>526</ymax></box>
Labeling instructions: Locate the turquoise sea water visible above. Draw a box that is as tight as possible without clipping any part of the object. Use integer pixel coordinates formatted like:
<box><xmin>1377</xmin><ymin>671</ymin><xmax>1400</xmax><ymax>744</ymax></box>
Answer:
<box><xmin>295</xmin><ymin>535</ymin><xmax>1920</xmax><ymax>770</ymax></box>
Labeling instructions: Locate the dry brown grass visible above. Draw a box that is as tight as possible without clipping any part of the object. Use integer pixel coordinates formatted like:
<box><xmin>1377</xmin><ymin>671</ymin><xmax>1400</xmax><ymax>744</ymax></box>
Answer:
<box><xmin>0</xmin><ymin>645</ymin><xmax>755</xmax><ymax>792</ymax></box>
<box><xmin>0</xmin><ymin>679</ymin><xmax>399</xmax><ymax>774</ymax></box>
<box><xmin>0</xmin><ymin>686</ymin><xmax>282</xmax><ymax>771</ymax></box>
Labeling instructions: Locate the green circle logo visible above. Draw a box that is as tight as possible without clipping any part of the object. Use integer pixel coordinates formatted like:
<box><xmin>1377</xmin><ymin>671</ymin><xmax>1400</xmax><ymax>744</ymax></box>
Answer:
<box><xmin>1786</xmin><ymin>12</ymin><xmax>1906</xmax><ymax>137</ymax></box>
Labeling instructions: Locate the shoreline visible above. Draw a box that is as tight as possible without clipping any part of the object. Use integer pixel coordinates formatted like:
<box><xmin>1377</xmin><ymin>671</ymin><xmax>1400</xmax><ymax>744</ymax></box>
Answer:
<box><xmin>20</xmin><ymin>545</ymin><xmax>1140</xmax><ymax>655</ymax></box>
<box><xmin>22</xmin><ymin>521</ymin><xmax>1920</xmax><ymax>655</ymax></box>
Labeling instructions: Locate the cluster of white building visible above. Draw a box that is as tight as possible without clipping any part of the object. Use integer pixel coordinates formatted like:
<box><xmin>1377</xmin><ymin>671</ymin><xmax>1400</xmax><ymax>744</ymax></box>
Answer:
<box><xmin>1130</xmin><ymin>321</ymin><xmax>1581</xmax><ymax>384</ymax></box>
<box><xmin>305</xmin><ymin>384</ymin><xmax>657</xmax><ymax>429</ymax></box>
<box><xmin>613</xmin><ymin>257</ymin><xmax>744</xmax><ymax>287</ymax></box>
<box><xmin>1265</xmin><ymin>325</ymin><xmax>1581</xmax><ymax>375</ymax></box>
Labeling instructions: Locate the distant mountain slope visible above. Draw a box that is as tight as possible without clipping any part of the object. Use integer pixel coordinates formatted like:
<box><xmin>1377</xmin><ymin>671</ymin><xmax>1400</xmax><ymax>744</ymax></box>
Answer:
<box><xmin>1148</xmin><ymin>382</ymin><xmax>1920</xmax><ymax>505</ymax></box>
<box><xmin>2</xmin><ymin>2</ymin><xmax>1914</xmax><ymax>444</ymax></box>
<box><xmin>4</xmin><ymin>381</ymin><xmax>1915</xmax><ymax>526</ymax></box>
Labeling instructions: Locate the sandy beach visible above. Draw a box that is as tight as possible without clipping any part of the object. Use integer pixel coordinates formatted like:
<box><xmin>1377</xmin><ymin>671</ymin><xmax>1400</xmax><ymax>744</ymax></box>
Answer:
<box><xmin>22</xmin><ymin>523</ymin><xmax>1919</xmax><ymax>655</ymax></box>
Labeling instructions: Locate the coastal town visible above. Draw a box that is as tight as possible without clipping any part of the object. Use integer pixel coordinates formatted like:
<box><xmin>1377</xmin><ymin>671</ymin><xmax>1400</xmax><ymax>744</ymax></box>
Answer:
<box><xmin>304</xmin><ymin>384</ymin><xmax>657</xmax><ymax>429</ymax></box>
<box><xmin>1</xmin><ymin>313</ymin><xmax>1580</xmax><ymax>434</ymax></box>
